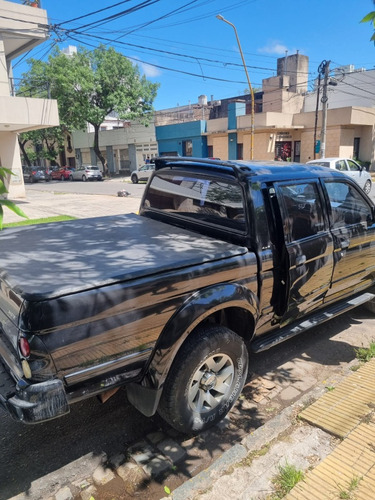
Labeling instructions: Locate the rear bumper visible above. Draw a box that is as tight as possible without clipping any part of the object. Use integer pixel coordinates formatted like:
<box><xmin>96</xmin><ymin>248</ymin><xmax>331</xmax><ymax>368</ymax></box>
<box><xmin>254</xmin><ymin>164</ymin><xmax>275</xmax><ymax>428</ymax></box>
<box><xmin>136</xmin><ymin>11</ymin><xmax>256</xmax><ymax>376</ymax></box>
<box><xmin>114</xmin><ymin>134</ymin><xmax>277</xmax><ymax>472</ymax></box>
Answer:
<box><xmin>0</xmin><ymin>368</ymin><xmax>69</xmax><ymax>424</ymax></box>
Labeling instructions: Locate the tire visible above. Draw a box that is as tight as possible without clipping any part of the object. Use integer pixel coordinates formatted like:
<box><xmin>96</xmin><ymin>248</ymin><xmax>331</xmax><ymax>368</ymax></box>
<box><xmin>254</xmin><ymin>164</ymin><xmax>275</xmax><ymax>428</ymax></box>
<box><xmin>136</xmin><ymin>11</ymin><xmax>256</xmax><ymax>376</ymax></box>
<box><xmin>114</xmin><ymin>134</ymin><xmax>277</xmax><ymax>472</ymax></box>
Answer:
<box><xmin>61</xmin><ymin>175</ymin><xmax>65</xmax><ymax>181</ymax></box>
<box><xmin>82</xmin><ymin>175</ymin><xmax>87</xmax><ymax>182</ymax></box>
<box><xmin>364</xmin><ymin>298</ymin><xmax>375</xmax><ymax>314</ymax></box>
<box><xmin>363</xmin><ymin>179</ymin><xmax>372</xmax><ymax>195</ymax></box>
<box><xmin>131</xmin><ymin>174</ymin><xmax>138</xmax><ymax>184</ymax></box>
<box><xmin>158</xmin><ymin>325</ymin><xmax>248</xmax><ymax>434</ymax></box>
<box><xmin>69</xmin><ymin>175</ymin><xmax>73</xmax><ymax>181</ymax></box>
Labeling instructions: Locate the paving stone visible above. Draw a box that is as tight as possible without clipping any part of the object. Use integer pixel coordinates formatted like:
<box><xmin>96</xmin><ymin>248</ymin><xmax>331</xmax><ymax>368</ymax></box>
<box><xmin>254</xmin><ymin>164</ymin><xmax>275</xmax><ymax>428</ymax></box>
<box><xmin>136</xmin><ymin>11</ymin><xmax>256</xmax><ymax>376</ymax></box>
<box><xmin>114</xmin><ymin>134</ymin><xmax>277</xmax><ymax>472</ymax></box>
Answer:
<box><xmin>116</xmin><ymin>462</ymin><xmax>147</xmax><ymax>495</ymax></box>
<box><xmin>79</xmin><ymin>485</ymin><xmax>97</xmax><ymax>500</ymax></box>
<box><xmin>92</xmin><ymin>465</ymin><xmax>116</xmax><ymax>486</ymax></box>
<box><xmin>109</xmin><ymin>453</ymin><xmax>126</xmax><ymax>469</ymax></box>
<box><xmin>293</xmin><ymin>375</ymin><xmax>318</xmax><ymax>392</ymax></box>
<box><xmin>130</xmin><ymin>446</ymin><xmax>155</xmax><ymax>466</ymax></box>
<box><xmin>279</xmin><ymin>386</ymin><xmax>302</xmax><ymax>401</ymax></box>
<box><xmin>147</xmin><ymin>430</ymin><xmax>166</xmax><ymax>445</ymax></box>
<box><xmin>55</xmin><ymin>486</ymin><xmax>73</xmax><ymax>500</ymax></box>
<box><xmin>156</xmin><ymin>438</ymin><xmax>186</xmax><ymax>464</ymax></box>
<box><xmin>142</xmin><ymin>454</ymin><xmax>172</xmax><ymax>477</ymax></box>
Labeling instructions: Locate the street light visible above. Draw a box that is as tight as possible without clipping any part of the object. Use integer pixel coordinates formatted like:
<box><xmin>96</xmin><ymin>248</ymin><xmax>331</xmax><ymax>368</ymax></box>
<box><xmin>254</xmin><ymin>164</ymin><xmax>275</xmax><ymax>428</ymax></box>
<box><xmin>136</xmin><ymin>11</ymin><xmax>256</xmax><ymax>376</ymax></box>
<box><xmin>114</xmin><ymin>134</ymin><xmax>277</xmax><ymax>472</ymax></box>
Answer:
<box><xmin>216</xmin><ymin>14</ymin><xmax>254</xmax><ymax>160</ymax></box>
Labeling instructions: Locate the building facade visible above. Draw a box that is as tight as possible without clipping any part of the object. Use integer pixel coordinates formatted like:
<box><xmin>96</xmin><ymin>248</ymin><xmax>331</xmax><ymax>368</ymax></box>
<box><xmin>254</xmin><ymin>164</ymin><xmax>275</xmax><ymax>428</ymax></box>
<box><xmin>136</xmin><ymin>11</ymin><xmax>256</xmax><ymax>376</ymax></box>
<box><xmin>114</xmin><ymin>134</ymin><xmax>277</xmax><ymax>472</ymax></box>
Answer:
<box><xmin>155</xmin><ymin>54</ymin><xmax>375</xmax><ymax>170</ymax></box>
<box><xmin>72</xmin><ymin>121</ymin><xmax>158</xmax><ymax>175</ymax></box>
<box><xmin>0</xmin><ymin>0</ymin><xmax>59</xmax><ymax>198</ymax></box>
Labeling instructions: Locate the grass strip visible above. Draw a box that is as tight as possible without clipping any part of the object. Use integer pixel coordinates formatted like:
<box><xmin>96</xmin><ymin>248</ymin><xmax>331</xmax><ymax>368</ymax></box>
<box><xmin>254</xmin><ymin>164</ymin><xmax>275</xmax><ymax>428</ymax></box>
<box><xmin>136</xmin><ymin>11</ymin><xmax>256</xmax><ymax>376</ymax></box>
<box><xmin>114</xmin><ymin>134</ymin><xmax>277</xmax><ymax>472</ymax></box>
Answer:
<box><xmin>3</xmin><ymin>215</ymin><xmax>76</xmax><ymax>228</ymax></box>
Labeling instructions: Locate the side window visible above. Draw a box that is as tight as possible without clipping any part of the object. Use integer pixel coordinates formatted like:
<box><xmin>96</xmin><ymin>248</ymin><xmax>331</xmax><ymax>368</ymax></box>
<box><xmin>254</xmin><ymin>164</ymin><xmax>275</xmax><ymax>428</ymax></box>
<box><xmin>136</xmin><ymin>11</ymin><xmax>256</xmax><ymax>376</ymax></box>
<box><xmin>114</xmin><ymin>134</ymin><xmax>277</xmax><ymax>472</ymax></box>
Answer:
<box><xmin>278</xmin><ymin>182</ymin><xmax>325</xmax><ymax>241</ymax></box>
<box><xmin>347</xmin><ymin>160</ymin><xmax>360</xmax><ymax>172</ymax></box>
<box><xmin>324</xmin><ymin>181</ymin><xmax>372</xmax><ymax>227</ymax></box>
<box><xmin>335</xmin><ymin>160</ymin><xmax>347</xmax><ymax>171</ymax></box>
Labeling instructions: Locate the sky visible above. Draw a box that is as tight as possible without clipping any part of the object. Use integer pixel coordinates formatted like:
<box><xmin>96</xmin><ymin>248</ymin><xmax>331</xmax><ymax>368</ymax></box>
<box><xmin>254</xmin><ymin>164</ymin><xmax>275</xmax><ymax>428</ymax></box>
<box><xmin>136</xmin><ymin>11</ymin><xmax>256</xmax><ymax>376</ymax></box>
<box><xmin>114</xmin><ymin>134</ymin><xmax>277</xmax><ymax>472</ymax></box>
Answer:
<box><xmin>12</xmin><ymin>0</ymin><xmax>375</xmax><ymax>110</ymax></box>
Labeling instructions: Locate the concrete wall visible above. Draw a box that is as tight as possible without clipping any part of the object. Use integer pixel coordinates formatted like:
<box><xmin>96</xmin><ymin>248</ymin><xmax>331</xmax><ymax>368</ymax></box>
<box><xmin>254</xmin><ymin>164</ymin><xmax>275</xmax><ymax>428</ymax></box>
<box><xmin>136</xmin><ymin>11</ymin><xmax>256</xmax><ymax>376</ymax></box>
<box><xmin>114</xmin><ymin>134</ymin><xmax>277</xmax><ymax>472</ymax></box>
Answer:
<box><xmin>0</xmin><ymin>2</ymin><xmax>59</xmax><ymax>198</ymax></box>
<box><xmin>304</xmin><ymin>69</ymin><xmax>375</xmax><ymax>113</ymax></box>
<box><xmin>156</xmin><ymin>121</ymin><xmax>208</xmax><ymax>157</ymax></box>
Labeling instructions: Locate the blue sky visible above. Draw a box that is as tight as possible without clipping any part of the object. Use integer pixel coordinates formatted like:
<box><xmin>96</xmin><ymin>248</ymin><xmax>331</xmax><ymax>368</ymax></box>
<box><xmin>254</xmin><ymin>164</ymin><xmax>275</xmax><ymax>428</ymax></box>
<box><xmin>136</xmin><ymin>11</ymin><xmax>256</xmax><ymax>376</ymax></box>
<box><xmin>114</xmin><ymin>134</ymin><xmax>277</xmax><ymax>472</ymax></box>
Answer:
<box><xmin>15</xmin><ymin>0</ymin><xmax>375</xmax><ymax>109</ymax></box>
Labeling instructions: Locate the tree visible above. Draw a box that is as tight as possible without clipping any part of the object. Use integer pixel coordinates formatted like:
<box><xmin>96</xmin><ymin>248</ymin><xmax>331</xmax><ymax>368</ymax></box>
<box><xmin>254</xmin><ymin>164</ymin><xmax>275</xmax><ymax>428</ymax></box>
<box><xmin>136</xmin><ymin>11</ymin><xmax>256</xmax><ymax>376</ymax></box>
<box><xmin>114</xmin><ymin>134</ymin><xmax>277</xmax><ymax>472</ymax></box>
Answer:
<box><xmin>18</xmin><ymin>128</ymin><xmax>65</xmax><ymax>167</ymax></box>
<box><xmin>20</xmin><ymin>45</ymin><xmax>159</xmax><ymax>175</ymax></box>
<box><xmin>361</xmin><ymin>1</ymin><xmax>375</xmax><ymax>42</ymax></box>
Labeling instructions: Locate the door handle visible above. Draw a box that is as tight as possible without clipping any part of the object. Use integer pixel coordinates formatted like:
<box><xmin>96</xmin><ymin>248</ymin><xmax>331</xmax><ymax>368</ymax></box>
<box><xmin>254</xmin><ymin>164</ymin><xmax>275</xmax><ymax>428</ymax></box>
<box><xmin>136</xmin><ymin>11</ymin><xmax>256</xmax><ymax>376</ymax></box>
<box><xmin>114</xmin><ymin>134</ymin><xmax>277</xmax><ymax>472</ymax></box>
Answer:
<box><xmin>296</xmin><ymin>255</ymin><xmax>307</xmax><ymax>266</ymax></box>
<box><xmin>341</xmin><ymin>241</ymin><xmax>349</xmax><ymax>249</ymax></box>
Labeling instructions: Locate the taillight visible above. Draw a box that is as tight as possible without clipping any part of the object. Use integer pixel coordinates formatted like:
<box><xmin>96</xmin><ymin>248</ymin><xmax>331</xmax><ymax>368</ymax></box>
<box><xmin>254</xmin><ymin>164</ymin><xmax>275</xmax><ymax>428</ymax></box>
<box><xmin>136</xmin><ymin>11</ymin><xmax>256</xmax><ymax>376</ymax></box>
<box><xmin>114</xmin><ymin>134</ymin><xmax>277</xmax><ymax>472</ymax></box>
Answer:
<box><xmin>19</xmin><ymin>337</ymin><xmax>30</xmax><ymax>358</ymax></box>
<box><xmin>32</xmin><ymin>170</ymin><xmax>36</xmax><ymax>175</ymax></box>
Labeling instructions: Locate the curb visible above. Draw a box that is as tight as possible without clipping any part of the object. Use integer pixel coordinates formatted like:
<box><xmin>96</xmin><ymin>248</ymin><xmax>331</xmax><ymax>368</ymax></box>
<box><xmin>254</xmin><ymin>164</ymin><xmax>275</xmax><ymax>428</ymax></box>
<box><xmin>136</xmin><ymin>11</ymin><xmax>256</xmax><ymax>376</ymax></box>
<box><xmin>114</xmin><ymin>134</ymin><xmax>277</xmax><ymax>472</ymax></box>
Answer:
<box><xmin>168</xmin><ymin>383</ymin><xmax>328</xmax><ymax>500</ymax></box>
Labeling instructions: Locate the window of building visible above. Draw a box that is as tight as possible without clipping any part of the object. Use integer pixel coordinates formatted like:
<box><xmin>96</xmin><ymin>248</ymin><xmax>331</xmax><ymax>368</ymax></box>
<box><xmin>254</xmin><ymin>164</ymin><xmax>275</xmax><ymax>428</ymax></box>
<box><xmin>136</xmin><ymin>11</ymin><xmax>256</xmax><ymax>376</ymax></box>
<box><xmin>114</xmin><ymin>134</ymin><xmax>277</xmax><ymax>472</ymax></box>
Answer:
<box><xmin>182</xmin><ymin>140</ymin><xmax>193</xmax><ymax>156</ymax></box>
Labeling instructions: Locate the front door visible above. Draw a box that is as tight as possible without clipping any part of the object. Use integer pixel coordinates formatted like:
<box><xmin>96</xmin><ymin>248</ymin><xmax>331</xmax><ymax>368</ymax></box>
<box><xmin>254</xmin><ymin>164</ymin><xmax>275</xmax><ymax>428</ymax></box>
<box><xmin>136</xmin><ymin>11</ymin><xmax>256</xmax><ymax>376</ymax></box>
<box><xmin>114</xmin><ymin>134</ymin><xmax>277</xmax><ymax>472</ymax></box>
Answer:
<box><xmin>293</xmin><ymin>141</ymin><xmax>301</xmax><ymax>162</ymax></box>
<box><xmin>275</xmin><ymin>180</ymin><xmax>334</xmax><ymax>321</ymax></box>
<box><xmin>275</xmin><ymin>141</ymin><xmax>292</xmax><ymax>161</ymax></box>
<box><xmin>323</xmin><ymin>179</ymin><xmax>375</xmax><ymax>302</ymax></box>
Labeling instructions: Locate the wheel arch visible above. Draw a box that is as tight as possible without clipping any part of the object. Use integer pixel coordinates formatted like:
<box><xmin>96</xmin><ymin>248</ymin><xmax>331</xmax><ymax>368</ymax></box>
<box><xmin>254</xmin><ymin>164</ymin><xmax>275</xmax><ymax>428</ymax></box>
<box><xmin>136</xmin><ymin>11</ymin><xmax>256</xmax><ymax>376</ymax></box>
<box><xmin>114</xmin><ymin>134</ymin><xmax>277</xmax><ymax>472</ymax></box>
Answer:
<box><xmin>127</xmin><ymin>282</ymin><xmax>258</xmax><ymax>416</ymax></box>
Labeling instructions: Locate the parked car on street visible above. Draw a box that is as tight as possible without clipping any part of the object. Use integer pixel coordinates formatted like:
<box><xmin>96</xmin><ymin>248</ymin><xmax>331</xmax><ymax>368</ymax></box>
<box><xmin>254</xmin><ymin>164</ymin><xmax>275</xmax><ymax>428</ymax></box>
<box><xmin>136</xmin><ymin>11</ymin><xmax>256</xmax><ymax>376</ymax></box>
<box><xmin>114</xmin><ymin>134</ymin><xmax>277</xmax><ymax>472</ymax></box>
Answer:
<box><xmin>131</xmin><ymin>163</ymin><xmax>155</xmax><ymax>184</ymax></box>
<box><xmin>22</xmin><ymin>166</ymin><xmax>51</xmax><ymax>183</ymax></box>
<box><xmin>50</xmin><ymin>166</ymin><xmax>74</xmax><ymax>181</ymax></box>
<box><xmin>307</xmin><ymin>158</ymin><xmax>372</xmax><ymax>194</ymax></box>
<box><xmin>70</xmin><ymin>165</ymin><xmax>102</xmax><ymax>182</ymax></box>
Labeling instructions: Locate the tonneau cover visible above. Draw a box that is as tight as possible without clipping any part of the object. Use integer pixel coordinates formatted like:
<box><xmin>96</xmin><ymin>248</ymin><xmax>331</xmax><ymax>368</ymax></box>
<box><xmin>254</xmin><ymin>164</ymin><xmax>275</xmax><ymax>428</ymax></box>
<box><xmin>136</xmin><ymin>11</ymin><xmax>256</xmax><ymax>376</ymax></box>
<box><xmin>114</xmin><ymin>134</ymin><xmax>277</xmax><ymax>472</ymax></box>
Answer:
<box><xmin>0</xmin><ymin>214</ymin><xmax>247</xmax><ymax>301</ymax></box>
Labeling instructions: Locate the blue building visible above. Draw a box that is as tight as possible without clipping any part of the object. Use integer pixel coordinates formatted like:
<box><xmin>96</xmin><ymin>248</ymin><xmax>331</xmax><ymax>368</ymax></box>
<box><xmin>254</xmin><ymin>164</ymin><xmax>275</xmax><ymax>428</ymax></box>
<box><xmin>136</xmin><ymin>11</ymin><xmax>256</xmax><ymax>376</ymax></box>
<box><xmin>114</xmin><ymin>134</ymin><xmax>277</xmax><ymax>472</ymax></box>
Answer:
<box><xmin>155</xmin><ymin>121</ymin><xmax>208</xmax><ymax>158</ymax></box>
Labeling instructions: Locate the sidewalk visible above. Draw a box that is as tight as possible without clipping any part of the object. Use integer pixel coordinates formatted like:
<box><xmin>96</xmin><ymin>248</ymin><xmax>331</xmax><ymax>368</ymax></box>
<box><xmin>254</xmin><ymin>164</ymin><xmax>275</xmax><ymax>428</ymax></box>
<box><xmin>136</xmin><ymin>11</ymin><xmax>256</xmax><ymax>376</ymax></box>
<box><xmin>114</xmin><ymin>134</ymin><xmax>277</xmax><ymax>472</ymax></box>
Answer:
<box><xmin>170</xmin><ymin>358</ymin><xmax>375</xmax><ymax>500</ymax></box>
<box><xmin>2</xmin><ymin>184</ymin><xmax>141</xmax><ymax>224</ymax></box>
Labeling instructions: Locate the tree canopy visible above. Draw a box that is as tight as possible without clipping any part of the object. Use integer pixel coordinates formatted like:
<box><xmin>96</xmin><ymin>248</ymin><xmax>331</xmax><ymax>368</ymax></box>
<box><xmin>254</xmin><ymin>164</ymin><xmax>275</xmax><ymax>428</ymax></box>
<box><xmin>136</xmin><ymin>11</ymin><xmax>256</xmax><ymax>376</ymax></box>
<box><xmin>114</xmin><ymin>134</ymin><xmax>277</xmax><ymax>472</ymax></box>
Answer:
<box><xmin>19</xmin><ymin>45</ymin><xmax>159</xmax><ymax>172</ymax></box>
<box><xmin>361</xmin><ymin>1</ymin><xmax>375</xmax><ymax>42</ymax></box>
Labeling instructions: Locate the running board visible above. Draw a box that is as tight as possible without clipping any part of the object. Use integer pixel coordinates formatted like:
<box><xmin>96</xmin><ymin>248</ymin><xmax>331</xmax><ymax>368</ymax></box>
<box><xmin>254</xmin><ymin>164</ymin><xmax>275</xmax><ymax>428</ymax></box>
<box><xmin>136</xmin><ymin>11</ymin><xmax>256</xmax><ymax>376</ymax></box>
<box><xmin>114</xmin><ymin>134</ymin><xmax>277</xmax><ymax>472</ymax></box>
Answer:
<box><xmin>251</xmin><ymin>292</ymin><xmax>375</xmax><ymax>353</ymax></box>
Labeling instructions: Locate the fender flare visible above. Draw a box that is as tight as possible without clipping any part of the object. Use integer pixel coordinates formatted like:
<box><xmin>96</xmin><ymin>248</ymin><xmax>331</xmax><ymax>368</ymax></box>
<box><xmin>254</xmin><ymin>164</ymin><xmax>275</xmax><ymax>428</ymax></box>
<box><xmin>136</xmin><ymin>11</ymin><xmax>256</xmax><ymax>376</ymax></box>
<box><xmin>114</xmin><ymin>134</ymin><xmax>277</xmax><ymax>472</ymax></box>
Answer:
<box><xmin>127</xmin><ymin>282</ymin><xmax>258</xmax><ymax>416</ymax></box>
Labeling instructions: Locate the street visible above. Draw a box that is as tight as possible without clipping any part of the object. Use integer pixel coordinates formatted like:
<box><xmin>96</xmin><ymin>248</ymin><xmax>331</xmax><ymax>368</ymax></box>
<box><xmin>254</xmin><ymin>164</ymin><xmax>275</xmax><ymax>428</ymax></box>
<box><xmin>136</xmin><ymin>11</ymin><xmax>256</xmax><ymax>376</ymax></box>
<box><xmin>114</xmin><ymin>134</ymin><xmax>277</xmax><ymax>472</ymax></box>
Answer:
<box><xmin>25</xmin><ymin>176</ymin><xmax>147</xmax><ymax>198</ymax></box>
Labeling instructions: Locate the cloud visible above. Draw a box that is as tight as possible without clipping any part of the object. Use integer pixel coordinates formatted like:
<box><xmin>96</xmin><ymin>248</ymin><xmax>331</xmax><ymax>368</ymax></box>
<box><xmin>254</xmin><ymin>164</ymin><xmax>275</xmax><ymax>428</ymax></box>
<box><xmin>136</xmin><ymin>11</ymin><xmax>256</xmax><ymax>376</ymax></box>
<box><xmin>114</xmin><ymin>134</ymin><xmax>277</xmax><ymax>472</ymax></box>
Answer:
<box><xmin>131</xmin><ymin>56</ymin><xmax>162</xmax><ymax>78</ymax></box>
<box><xmin>258</xmin><ymin>41</ymin><xmax>289</xmax><ymax>55</ymax></box>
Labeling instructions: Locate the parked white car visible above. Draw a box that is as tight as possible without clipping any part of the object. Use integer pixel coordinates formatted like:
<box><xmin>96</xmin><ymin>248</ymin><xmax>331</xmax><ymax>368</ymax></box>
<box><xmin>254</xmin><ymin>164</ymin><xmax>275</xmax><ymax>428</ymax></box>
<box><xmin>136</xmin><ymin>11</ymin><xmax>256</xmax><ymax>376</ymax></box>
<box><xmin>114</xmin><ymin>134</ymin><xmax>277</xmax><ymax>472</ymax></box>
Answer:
<box><xmin>131</xmin><ymin>163</ymin><xmax>155</xmax><ymax>184</ymax></box>
<box><xmin>70</xmin><ymin>165</ymin><xmax>103</xmax><ymax>182</ymax></box>
<box><xmin>307</xmin><ymin>158</ymin><xmax>372</xmax><ymax>194</ymax></box>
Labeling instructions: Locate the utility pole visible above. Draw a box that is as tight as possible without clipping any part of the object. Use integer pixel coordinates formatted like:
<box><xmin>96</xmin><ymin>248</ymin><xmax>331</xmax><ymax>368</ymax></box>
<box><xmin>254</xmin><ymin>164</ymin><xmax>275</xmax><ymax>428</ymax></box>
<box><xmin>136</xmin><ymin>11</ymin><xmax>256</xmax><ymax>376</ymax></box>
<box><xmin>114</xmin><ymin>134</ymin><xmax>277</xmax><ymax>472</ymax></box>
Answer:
<box><xmin>216</xmin><ymin>15</ymin><xmax>255</xmax><ymax>159</ymax></box>
<box><xmin>320</xmin><ymin>60</ymin><xmax>330</xmax><ymax>159</ymax></box>
<box><xmin>313</xmin><ymin>70</ymin><xmax>321</xmax><ymax>160</ymax></box>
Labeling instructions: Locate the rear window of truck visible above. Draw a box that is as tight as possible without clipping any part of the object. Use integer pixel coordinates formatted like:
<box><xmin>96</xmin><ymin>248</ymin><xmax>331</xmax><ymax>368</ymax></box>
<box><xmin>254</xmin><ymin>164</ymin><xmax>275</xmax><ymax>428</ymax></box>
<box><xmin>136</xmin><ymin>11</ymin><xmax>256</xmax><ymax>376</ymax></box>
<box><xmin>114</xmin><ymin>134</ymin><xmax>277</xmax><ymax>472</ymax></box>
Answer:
<box><xmin>143</xmin><ymin>173</ymin><xmax>246</xmax><ymax>232</ymax></box>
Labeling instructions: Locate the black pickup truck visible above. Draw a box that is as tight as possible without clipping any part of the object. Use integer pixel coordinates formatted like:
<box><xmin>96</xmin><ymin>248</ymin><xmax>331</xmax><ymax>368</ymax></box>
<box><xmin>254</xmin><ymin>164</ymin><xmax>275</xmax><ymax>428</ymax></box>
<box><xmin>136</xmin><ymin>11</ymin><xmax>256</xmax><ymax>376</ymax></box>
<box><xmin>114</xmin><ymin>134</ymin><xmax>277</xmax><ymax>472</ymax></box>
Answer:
<box><xmin>1</xmin><ymin>157</ymin><xmax>375</xmax><ymax>434</ymax></box>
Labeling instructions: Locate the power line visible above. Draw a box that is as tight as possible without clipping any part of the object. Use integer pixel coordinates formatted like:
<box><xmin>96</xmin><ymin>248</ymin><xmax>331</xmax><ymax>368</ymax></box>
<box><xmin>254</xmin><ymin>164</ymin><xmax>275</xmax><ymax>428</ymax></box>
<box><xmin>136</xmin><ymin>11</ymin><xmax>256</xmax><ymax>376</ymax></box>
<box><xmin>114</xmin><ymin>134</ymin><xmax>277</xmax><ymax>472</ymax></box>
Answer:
<box><xmin>55</xmin><ymin>0</ymin><xmax>134</xmax><ymax>27</ymax></box>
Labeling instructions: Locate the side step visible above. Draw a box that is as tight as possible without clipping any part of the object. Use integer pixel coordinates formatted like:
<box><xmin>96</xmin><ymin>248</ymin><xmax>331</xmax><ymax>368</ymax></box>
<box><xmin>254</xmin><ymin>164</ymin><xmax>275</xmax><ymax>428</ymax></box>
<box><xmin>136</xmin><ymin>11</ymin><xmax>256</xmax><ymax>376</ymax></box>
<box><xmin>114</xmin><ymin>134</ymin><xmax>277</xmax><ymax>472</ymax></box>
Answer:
<box><xmin>251</xmin><ymin>292</ymin><xmax>375</xmax><ymax>353</ymax></box>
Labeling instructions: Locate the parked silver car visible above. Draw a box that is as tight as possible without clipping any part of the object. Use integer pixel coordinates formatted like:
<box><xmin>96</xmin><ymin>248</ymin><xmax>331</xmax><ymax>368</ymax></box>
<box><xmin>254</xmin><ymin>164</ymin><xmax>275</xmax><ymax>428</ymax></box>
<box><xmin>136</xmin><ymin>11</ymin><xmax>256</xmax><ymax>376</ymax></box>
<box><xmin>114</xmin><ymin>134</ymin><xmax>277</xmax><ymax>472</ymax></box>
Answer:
<box><xmin>69</xmin><ymin>165</ymin><xmax>103</xmax><ymax>182</ymax></box>
<box><xmin>307</xmin><ymin>158</ymin><xmax>372</xmax><ymax>194</ymax></box>
<box><xmin>131</xmin><ymin>164</ymin><xmax>155</xmax><ymax>184</ymax></box>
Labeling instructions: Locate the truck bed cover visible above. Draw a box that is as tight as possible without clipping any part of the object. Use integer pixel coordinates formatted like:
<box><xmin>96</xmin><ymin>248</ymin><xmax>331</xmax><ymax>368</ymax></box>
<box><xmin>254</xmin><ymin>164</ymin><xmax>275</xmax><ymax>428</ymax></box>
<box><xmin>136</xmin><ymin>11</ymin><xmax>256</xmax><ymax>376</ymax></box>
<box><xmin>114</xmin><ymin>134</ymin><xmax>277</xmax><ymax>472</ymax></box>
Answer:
<box><xmin>0</xmin><ymin>214</ymin><xmax>247</xmax><ymax>301</ymax></box>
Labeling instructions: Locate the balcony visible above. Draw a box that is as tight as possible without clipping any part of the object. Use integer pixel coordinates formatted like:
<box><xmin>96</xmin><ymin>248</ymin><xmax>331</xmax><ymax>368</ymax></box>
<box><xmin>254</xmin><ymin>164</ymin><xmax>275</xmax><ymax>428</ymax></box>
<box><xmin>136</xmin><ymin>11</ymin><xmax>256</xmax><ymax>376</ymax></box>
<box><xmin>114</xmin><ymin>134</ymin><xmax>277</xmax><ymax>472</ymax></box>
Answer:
<box><xmin>0</xmin><ymin>0</ymin><xmax>48</xmax><ymax>60</ymax></box>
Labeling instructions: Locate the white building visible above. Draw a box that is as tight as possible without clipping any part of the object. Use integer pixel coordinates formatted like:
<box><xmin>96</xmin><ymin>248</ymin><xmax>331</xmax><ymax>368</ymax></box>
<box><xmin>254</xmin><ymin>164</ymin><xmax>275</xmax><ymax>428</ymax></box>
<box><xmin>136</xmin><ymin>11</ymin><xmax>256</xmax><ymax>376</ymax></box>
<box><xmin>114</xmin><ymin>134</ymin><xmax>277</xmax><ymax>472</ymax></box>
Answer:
<box><xmin>0</xmin><ymin>0</ymin><xmax>59</xmax><ymax>198</ymax></box>
<box><xmin>72</xmin><ymin>121</ymin><xmax>158</xmax><ymax>174</ymax></box>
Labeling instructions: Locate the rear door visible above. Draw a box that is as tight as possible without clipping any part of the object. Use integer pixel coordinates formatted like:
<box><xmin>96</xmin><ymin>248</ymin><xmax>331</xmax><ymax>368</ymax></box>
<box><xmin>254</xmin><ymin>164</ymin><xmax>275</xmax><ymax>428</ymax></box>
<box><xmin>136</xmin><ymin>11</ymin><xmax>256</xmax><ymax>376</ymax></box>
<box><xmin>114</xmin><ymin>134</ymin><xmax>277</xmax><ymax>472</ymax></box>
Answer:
<box><xmin>322</xmin><ymin>179</ymin><xmax>375</xmax><ymax>302</ymax></box>
<box><xmin>275</xmin><ymin>180</ymin><xmax>334</xmax><ymax>321</ymax></box>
